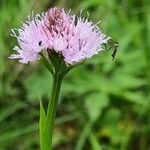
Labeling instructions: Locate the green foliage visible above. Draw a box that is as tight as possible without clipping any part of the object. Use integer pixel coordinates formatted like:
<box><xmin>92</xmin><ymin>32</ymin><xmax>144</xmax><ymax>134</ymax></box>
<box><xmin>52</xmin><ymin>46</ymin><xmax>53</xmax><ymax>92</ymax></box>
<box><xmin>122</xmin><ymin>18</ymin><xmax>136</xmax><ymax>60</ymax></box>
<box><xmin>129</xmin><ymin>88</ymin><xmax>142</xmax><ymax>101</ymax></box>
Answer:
<box><xmin>39</xmin><ymin>99</ymin><xmax>46</xmax><ymax>150</ymax></box>
<box><xmin>0</xmin><ymin>0</ymin><xmax>150</xmax><ymax>149</ymax></box>
<box><xmin>25</xmin><ymin>69</ymin><xmax>52</xmax><ymax>99</ymax></box>
<box><xmin>85</xmin><ymin>93</ymin><xmax>109</xmax><ymax>122</ymax></box>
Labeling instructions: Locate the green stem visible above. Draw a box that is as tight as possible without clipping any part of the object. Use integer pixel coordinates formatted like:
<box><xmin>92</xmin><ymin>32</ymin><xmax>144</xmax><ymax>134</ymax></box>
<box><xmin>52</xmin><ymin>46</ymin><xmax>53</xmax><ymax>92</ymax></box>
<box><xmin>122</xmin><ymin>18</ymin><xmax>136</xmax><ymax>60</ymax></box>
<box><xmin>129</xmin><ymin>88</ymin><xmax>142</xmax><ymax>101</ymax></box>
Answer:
<box><xmin>44</xmin><ymin>74</ymin><xmax>62</xmax><ymax>150</ymax></box>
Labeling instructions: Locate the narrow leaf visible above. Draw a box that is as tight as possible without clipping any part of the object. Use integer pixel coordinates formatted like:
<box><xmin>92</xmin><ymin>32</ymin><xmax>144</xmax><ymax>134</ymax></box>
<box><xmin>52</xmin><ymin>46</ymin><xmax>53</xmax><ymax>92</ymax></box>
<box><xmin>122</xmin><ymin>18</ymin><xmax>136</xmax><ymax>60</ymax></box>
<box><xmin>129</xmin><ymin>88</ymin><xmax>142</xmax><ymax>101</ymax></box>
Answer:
<box><xmin>85</xmin><ymin>93</ymin><xmax>109</xmax><ymax>122</ymax></box>
<box><xmin>40</xmin><ymin>53</ymin><xmax>54</xmax><ymax>75</ymax></box>
<box><xmin>89</xmin><ymin>133</ymin><xmax>102</xmax><ymax>150</ymax></box>
<box><xmin>39</xmin><ymin>99</ymin><xmax>47</xmax><ymax>150</ymax></box>
<box><xmin>48</xmin><ymin>51</ymin><xmax>61</xmax><ymax>72</ymax></box>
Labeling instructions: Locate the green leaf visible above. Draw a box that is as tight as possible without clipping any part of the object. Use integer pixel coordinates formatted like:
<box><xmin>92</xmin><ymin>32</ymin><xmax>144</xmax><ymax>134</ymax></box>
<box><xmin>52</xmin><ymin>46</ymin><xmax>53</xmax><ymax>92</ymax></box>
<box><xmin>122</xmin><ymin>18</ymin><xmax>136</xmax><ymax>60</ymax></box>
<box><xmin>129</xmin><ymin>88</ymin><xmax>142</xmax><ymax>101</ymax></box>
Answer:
<box><xmin>39</xmin><ymin>99</ymin><xmax>47</xmax><ymax>150</ymax></box>
<box><xmin>85</xmin><ymin>93</ymin><xmax>109</xmax><ymax>122</ymax></box>
<box><xmin>89</xmin><ymin>133</ymin><xmax>102</xmax><ymax>150</ymax></box>
<box><xmin>0</xmin><ymin>124</ymin><xmax>38</xmax><ymax>145</ymax></box>
<box><xmin>0</xmin><ymin>102</ymin><xmax>27</xmax><ymax>123</ymax></box>
<box><xmin>40</xmin><ymin>53</ymin><xmax>54</xmax><ymax>75</ymax></box>
<box><xmin>25</xmin><ymin>70</ymin><xmax>52</xmax><ymax>99</ymax></box>
<box><xmin>75</xmin><ymin>121</ymin><xmax>93</xmax><ymax>150</ymax></box>
<box><xmin>48</xmin><ymin>51</ymin><xmax>61</xmax><ymax>73</ymax></box>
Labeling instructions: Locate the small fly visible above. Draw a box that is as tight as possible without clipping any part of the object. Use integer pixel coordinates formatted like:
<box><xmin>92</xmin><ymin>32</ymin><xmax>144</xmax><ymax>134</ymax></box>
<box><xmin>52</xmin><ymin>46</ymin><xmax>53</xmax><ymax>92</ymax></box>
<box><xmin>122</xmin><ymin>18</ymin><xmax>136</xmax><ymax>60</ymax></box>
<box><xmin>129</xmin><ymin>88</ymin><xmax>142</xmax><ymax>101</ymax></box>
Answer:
<box><xmin>104</xmin><ymin>39</ymin><xmax>119</xmax><ymax>60</ymax></box>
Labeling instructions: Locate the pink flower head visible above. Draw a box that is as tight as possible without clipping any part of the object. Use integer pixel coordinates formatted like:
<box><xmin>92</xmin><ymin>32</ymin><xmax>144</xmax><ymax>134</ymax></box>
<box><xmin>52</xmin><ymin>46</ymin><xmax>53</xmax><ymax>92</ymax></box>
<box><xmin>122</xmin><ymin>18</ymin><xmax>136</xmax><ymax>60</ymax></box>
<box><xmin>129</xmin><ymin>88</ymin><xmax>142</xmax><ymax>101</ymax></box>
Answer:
<box><xmin>9</xmin><ymin>7</ymin><xmax>109</xmax><ymax>65</ymax></box>
<box><xmin>9</xmin><ymin>14</ymin><xmax>48</xmax><ymax>63</ymax></box>
<box><xmin>61</xmin><ymin>17</ymin><xmax>109</xmax><ymax>64</ymax></box>
<box><xmin>42</xmin><ymin>7</ymin><xmax>72</xmax><ymax>51</ymax></box>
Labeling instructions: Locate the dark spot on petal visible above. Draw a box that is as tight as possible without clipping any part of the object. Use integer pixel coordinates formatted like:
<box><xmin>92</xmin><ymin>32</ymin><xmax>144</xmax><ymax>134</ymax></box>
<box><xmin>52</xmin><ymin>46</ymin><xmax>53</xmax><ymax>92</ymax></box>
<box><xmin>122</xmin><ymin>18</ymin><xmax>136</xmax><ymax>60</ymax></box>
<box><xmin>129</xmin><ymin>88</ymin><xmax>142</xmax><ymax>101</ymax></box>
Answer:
<box><xmin>39</xmin><ymin>41</ymin><xmax>42</xmax><ymax>46</ymax></box>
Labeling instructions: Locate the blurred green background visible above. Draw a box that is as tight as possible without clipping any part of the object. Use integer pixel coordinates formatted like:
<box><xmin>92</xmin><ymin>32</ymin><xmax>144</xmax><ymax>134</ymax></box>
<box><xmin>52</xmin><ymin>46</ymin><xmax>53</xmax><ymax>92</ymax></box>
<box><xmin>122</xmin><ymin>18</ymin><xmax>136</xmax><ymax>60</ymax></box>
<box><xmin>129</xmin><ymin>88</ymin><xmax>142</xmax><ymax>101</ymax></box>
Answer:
<box><xmin>0</xmin><ymin>0</ymin><xmax>150</xmax><ymax>149</ymax></box>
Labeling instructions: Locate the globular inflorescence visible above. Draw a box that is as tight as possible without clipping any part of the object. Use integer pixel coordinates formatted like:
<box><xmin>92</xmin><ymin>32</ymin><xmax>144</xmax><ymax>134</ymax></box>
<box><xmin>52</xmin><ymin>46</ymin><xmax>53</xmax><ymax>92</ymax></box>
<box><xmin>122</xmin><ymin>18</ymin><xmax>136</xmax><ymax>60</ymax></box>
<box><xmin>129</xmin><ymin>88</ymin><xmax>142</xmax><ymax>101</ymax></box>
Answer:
<box><xmin>9</xmin><ymin>7</ymin><xmax>109</xmax><ymax>65</ymax></box>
